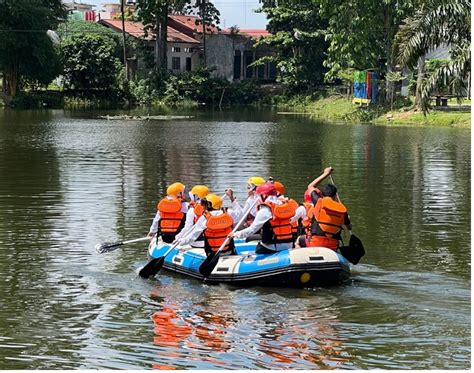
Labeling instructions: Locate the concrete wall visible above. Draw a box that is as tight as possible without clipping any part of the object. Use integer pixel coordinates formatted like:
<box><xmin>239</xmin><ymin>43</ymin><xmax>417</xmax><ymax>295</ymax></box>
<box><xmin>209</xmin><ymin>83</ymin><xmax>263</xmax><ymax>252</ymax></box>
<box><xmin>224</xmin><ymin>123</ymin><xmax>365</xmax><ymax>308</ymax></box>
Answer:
<box><xmin>206</xmin><ymin>34</ymin><xmax>235</xmax><ymax>81</ymax></box>
<box><xmin>166</xmin><ymin>43</ymin><xmax>201</xmax><ymax>73</ymax></box>
<box><xmin>206</xmin><ymin>33</ymin><xmax>276</xmax><ymax>82</ymax></box>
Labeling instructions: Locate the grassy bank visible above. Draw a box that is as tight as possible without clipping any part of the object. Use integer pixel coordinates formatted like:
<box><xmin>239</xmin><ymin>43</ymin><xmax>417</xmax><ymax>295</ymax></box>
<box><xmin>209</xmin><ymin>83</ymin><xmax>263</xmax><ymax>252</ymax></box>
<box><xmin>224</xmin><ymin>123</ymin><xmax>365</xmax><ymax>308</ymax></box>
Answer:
<box><xmin>271</xmin><ymin>94</ymin><xmax>471</xmax><ymax>128</ymax></box>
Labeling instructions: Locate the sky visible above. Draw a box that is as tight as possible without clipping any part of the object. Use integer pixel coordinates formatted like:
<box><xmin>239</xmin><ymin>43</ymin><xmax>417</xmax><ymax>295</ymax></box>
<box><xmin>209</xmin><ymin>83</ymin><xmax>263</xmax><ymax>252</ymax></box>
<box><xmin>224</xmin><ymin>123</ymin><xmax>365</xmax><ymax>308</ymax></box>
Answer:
<box><xmin>83</xmin><ymin>0</ymin><xmax>268</xmax><ymax>29</ymax></box>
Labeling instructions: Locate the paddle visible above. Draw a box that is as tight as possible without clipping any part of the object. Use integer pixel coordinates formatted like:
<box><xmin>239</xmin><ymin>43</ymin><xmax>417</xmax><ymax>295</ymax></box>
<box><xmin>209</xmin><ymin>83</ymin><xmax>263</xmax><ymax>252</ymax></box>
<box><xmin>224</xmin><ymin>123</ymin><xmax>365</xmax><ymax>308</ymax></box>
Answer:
<box><xmin>95</xmin><ymin>236</ymin><xmax>150</xmax><ymax>254</ymax></box>
<box><xmin>138</xmin><ymin>240</ymin><xmax>180</xmax><ymax>279</ymax></box>
<box><xmin>139</xmin><ymin>193</ymin><xmax>228</xmax><ymax>279</ymax></box>
<box><xmin>199</xmin><ymin>197</ymin><xmax>260</xmax><ymax>278</ymax></box>
<box><xmin>329</xmin><ymin>174</ymin><xmax>366</xmax><ymax>264</ymax></box>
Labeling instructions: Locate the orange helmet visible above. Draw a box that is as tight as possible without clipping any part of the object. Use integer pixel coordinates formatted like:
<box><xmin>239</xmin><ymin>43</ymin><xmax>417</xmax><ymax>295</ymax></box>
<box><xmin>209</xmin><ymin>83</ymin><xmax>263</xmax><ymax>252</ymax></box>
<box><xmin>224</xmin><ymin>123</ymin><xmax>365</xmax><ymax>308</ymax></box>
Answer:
<box><xmin>274</xmin><ymin>181</ymin><xmax>285</xmax><ymax>195</ymax></box>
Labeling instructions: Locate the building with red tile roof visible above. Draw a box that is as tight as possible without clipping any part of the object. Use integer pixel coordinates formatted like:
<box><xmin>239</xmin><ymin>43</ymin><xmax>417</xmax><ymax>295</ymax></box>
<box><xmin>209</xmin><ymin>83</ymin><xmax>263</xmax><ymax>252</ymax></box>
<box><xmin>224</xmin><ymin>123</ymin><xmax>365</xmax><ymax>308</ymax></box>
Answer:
<box><xmin>168</xmin><ymin>14</ymin><xmax>219</xmax><ymax>36</ymax></box>
<box><xmin>221</xmin><ymin>29</ymin><xmax>271</xmax><ymax>38</ymax></box>
<box><xmin>99</xmin><ymin>19</ymin><xmax>200</xmax><ymax>44</ymax></box>
<box><xmin>97</xmin><ymin>15</ymin><xmax>276</xmax><ymax>82</ymax></box>
<box><xmin>98</xmin><ymin>18</ymin><xmax>201</xmax><ymax>75</ymax></box>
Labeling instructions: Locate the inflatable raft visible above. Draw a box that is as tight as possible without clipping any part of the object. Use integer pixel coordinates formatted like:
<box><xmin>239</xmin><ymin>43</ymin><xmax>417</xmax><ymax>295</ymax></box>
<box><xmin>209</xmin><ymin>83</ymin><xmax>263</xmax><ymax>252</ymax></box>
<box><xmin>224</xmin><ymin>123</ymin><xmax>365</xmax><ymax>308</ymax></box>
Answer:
<box><xmin>147</xmin><ymin>239</ymin><xmax>351</xmax><ymax>287</ymax></box>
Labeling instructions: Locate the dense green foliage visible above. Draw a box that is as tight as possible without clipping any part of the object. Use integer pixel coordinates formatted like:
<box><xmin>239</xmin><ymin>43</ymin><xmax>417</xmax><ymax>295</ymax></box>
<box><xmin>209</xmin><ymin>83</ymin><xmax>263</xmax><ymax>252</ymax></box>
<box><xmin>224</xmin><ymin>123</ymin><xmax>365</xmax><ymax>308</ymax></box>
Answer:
<box><xmin>59</xmin><ymin>21</ymin><xmax>122</xmax><ymax>91</ymax></box>
<box><xmin>258</xmin><ymin>0</ymin><xmax>470</xmax><ymax>109</ymax></box>
<box><xmin>0</xmin><ymin>0</ymin><xmax>66</xmax><ymax>97</ymax></box>
<box><xmin>256</xmin><ymin>0</ymin><xmax>327</xmax><ymax>92</ymax></box>
<box><xmin>394</xmin><ymin>0</ymin><xmax>471</xmax><ymax>113</ymax></box>
<box><xmin>128</xmin><ymin>67</ymin><xmax>260</xmax><ymax>106</ymax></box>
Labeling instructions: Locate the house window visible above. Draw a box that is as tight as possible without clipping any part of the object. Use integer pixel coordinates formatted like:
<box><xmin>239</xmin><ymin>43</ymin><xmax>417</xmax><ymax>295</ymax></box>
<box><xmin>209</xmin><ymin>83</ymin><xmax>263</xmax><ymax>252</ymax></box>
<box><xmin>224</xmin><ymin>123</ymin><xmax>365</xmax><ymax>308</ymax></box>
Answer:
<box><xmin>233</xmin><ymin>51</ymin><xmax>241</xmax><ymax>80</ymax></box>
<box><xmin>186</xmin><ymin>57</ymin><xmax>192</xmax><ymax>71</ymax></box>
<box><xmin>268</xmin><ymin>61</ymin><xmax>277</xmax><ymax>79</ymax></box>
<box><xmin>171</xmin><ymin>46</ymin><xmax>181</xmax><ymax>53</ymax></box>
<box><xmin>184</xmin><ymin>47</ymin><xmax>192</xmax><ymax>53</ymax></box>
<box><xmin>172</xmin><ymin>57</ymin><xmax>181</xmax><ymax>70</ymax></box>
<box><xmin>245</xmin><ymin>54</ymin><xmax>254</xmax><ymax>79</ymax></box>
<box><xmin>146</xmin><ymin>45</ymin><xmax>155</xmax><ymax>52</ymax></box>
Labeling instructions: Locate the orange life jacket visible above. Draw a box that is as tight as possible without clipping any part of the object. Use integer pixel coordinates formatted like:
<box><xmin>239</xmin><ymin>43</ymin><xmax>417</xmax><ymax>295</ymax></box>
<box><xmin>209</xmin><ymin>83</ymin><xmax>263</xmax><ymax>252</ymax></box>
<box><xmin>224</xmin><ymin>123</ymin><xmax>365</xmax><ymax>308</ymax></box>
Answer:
<box><xmin>278</xmin><ymin>197</ymin><xmax>300</xmax><ymax>237</ymax></box>
<box><xmin>308</xmin><ymin>197</ymin><xmax>346</xmax><ymax>250</ymax></box>
<box><xmin>261</xmin><ymin>201</ymin><xmax>296</xmax><ymax>245</ymax></box>
<box><xmin>203</xmin><ymin>211</ymin><xmax>234</xmax><ymax>253</ymax></box>
<box><xmin>300</xmin><ymin>202</ymin><xmax>313</xmax><ymax>234</ymax></box>
<box><xmin>157</xmin><ymin>198</ymin><xmax>185</xmax><ymax>240</ymax></box>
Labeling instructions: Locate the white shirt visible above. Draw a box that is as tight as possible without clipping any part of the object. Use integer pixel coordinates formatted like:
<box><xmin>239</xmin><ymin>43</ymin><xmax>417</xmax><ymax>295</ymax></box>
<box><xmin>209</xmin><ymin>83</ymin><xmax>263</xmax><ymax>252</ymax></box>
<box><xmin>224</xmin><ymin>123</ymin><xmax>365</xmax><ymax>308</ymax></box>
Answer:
<box><xmin>234</xmin><ymin>196</ymin><xmax>292</xmax><ymax>252</ymax></box>
<box><xmin>175</xmin><ymin>206</ymin><xmax>198</xmax><ymax>240</ymax></box>
<box><xmin>232</xmin><ymin>194</ymin><xmax>262</xmax><ymax>223</ymax></box>
<box><xmin>290</xmin><ymin>204</ymin><xmax>307</xmax><ymax>224</ymax></box>
<box><xmin>178</xmin><ymin>201</ymin><xmax>242</xmax><ymax>246</ymax></box>
<box><xmin>149</xmin><ymin>197</ymin><xmax>188</xmax><ymax>234</ymax></box>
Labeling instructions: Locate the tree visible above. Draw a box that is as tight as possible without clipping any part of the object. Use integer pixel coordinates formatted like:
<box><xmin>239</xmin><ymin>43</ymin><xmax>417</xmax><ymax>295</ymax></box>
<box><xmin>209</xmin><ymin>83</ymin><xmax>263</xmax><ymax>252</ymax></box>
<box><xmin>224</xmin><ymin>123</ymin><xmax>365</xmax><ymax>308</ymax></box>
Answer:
<box><xmin>319</xmin><ymin>0</ymin><xmax>420</xmax><ymax>102</ymax></box>
<box><xmin>394</xmin><ymin>0</ymin><xmax>470</xmax><ymax>112</ymax></box>
<box><xmin>136</xmin><ymin>0</ymin><xmax>170</xmax><ymax>71</ymax></box>
<box><xmin>0</xmin><ymin>0</ymin><xmax>66</xmax><ymax>97</ymax></box>
<box><xmin>256</xmin><ymin>0</ymin><xmax>328</xmax><ymax>92</ymax></box>
<box><xmin>59</xmin><ymin>22</ymin><xmax>121</xmax><ymax>91</ymax></box>
<box><xmin>185</xmin><ymin>0</ymin><xmax>221</xmax><ymax>63</ymax></box>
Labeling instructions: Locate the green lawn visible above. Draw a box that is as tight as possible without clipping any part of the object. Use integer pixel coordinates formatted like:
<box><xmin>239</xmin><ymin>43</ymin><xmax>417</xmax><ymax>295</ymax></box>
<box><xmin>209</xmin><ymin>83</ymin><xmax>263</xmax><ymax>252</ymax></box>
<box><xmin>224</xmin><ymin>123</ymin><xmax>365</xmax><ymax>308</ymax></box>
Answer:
<box><xmin>275</xmin><ymin>95</ymin><xmax>471</xmax><ymax>128</ymax></box>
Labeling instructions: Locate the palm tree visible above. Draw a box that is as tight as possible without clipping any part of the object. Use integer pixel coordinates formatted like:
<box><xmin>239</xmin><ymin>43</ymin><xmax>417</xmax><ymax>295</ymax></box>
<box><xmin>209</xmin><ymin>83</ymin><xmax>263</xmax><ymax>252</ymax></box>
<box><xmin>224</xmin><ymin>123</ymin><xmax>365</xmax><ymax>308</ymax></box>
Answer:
<box><xmin>394</xmin><ymin>0</ymin><xmax>470</xmax><ymax>113</ymax></box>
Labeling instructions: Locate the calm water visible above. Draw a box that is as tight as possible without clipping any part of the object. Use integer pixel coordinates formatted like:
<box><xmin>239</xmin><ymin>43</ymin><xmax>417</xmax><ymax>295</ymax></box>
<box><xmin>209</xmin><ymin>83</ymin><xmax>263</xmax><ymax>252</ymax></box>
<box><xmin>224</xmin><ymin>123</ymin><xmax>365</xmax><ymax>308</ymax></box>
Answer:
<box><xmin>0</xmin><ymin>108</ymin><xmax>470</xmax><ymax>369</ymax></box>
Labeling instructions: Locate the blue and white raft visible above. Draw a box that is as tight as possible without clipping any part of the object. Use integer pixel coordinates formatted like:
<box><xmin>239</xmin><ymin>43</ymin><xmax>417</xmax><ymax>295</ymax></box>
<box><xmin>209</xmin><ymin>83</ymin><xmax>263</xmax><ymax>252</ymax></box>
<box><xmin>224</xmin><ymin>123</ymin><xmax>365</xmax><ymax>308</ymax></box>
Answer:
<box><xmin>147</xmin><ymin>239</ymin><xmax>351</xmax><ymax>287</ymax></box>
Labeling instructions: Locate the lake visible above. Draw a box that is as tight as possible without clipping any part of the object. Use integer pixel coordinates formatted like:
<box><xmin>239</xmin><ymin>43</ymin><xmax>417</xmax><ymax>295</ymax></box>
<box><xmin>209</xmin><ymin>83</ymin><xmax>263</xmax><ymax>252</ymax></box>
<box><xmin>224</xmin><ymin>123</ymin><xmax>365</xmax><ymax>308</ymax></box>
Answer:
<box><xmin>0</xmin><ymin>108</ymin><xmax>470</xmax><ymax>369</ymax></box>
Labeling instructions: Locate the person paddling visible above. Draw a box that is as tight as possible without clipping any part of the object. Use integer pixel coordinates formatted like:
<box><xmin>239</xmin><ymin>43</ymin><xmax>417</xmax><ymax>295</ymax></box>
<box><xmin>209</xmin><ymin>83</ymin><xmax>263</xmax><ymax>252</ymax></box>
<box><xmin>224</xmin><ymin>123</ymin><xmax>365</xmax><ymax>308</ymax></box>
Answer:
<box><xmin>175</xmin><ymin>194</ymin><xmax>242</xmax><ymax>257</ymax></box>
<box><xmin>147</xmin><ymin>182</ymin><xmax>189</xmax><ymax>244</ymax></box>
<box><xmin>174</xmin><ymin>185</ymin><xmax>210</xmax><ymax>248</ymax></box>
<box><xmin>273</xmin><ymin>180</ymin><xmax>305</xmax><ymax>240</ymax></box>
<box><xmin>297</xmin><ymin>167</ymin><xmax>352</xmax><ymax>250</ymax></box>
<box><xmin>225</xmin><ymin>176</ymin><xmax>265</xmax><ymax>228</ymax></box>
<box><xmin>229</xmin><ymin>182</ymin><xmax>296</xmax><ymax>254</ymax></box>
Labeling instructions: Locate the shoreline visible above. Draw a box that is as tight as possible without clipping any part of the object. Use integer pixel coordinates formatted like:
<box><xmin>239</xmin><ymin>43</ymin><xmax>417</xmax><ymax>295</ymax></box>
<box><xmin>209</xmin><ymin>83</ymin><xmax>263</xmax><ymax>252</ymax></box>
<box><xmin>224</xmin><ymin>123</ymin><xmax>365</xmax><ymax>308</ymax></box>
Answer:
<box><xmin>1</xmin><ymin>93</ymin><xmax>471</xmax><ymax>128</ymax></box>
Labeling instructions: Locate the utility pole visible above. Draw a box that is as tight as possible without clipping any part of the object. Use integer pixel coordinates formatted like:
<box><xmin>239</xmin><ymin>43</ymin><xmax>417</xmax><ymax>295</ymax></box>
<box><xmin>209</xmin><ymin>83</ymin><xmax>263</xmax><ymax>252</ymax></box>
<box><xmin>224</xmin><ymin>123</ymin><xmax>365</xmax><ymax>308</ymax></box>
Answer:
<box><xmin>121</xmin><ymin>0</ymin><xmax>129</xmax><ymax>81</ymax></box>
<box><xmin>200</xmin><ymin>0</ymin><xmax>207</xmax><ymax>65</ymax></box>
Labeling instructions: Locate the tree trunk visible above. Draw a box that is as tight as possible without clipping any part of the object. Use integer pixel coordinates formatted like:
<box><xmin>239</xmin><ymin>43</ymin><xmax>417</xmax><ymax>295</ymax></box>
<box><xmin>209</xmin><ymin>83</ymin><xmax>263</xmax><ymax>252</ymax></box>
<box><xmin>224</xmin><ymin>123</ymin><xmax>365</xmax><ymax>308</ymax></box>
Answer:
<box><xmin>414</xmin><ymin>57</ymin><xmax>425</xmax><ymax>110</ymax></box>
<box><xmin>383</xmin><ymin>3</ymin><xmax>395</xmax><ymax>104</ymax></box>
<box><xmin>155</xmin><ymin>1</ymin><xmax>168</xmax><ymax>72</ymax></box>
<box><xmin>160</xmin><ymin>1</ymin><xmax>168</xmax><ymax>70</ymax></box>
<box><xmin>5</xmin><ymin>67</ymin><xmax>18</xmax><ymax>98</ymax></box>
<box><xmin>201</xmin><ymin>0</ymin><xmax>206</xmax><ymax>65</ymax></box>
<box><xmin>121</xmin><ymin>0</ymin><xmax>129</xmax><ymax>81</ymax></box>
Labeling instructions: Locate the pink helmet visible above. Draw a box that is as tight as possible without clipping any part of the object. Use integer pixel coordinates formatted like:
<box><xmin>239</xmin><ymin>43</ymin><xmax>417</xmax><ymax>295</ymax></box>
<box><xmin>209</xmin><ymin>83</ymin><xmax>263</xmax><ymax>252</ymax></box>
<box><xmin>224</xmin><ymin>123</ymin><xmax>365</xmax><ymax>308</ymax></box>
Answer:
<box><xmin>256</xmin><ymin>182</ymin><xmax>277</xmax><ymax>196</ymax></box>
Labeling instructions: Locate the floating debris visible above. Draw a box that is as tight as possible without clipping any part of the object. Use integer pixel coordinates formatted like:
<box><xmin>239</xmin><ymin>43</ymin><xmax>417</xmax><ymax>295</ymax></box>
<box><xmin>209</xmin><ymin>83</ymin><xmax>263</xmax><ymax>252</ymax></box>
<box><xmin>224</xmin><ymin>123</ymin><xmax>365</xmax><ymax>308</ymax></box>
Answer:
<box><xmin>98</xmin><ymin>114</ymin><xmax>194</xmax><ymax>121</ymax></box>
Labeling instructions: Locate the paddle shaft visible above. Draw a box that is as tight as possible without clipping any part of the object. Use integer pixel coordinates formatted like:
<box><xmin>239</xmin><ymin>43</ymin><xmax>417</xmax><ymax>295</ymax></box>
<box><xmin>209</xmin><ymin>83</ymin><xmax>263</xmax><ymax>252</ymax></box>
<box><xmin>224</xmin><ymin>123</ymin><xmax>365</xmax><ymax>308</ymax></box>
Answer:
<box><xmin>214</xmin><ymin>196</ymin><xmax>260</xmax><ymax>255</ymax></box>
<box><xmin>329</xmin><ymin>174</ymin><xmax>352</xmax><ymax>235</ymax></box>
<box><xmin>96</xmin><ymin>236</ymin><xmax>150</xmax><ymax>253</ymax></box>
<box><xmin>329</xmin><ymin>174</ymin><xmax>365</xmax><ymax>264</ymax></box>
<box><xmin>122</xmin><ymin>237</ymin><xmax>150</xmax><ymax>245</ymax></box>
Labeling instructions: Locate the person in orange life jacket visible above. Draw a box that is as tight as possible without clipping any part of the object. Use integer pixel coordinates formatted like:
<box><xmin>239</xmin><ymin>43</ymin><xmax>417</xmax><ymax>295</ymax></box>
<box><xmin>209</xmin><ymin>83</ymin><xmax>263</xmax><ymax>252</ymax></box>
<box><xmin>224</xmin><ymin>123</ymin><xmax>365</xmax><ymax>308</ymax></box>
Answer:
<box><xmin>174</xmin><ymin>185</ymin><xmax>210</xmax><ymax>248</ymax></box>
<box><xmin>297</xmin><ymin>170</ymin><xmax>352</xmax><ymax>250</ymax></box>
<box><xmin>175</xmin><ymin>194</ymin><xmax>242</xmax><ymax>256</ymax></box>
<box><xmin>305</xmin><ymin>166</ymin><xmax>335</xmax><ymax>206</ymax></box>
<box><xmin>225</xmin><ymin>176</ymin><xmax>265</xmax><ymax>227</ymax></box>
<box><xmin>147</xmin><ymin>182</ymin><xmax>189</xmax><ymax>243</ymax></box>
<box><xmin>229</xmin><ymin>182</ymin><xmax>296</xmax><ymax>255</ymax></box>
<box><xmin>273</xmin><ymin>180</ymin><xmax>306</xmax><ymax>239</ymax></box>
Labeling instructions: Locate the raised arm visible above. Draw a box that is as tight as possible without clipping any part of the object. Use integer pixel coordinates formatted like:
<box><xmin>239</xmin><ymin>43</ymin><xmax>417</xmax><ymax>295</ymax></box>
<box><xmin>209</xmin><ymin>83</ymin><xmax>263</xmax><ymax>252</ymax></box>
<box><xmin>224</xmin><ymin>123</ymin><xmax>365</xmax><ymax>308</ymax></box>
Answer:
<box><xmin>307</xmin><ymin>167</ymin><xmax>334</xmax><ymax>191</ymax></box>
